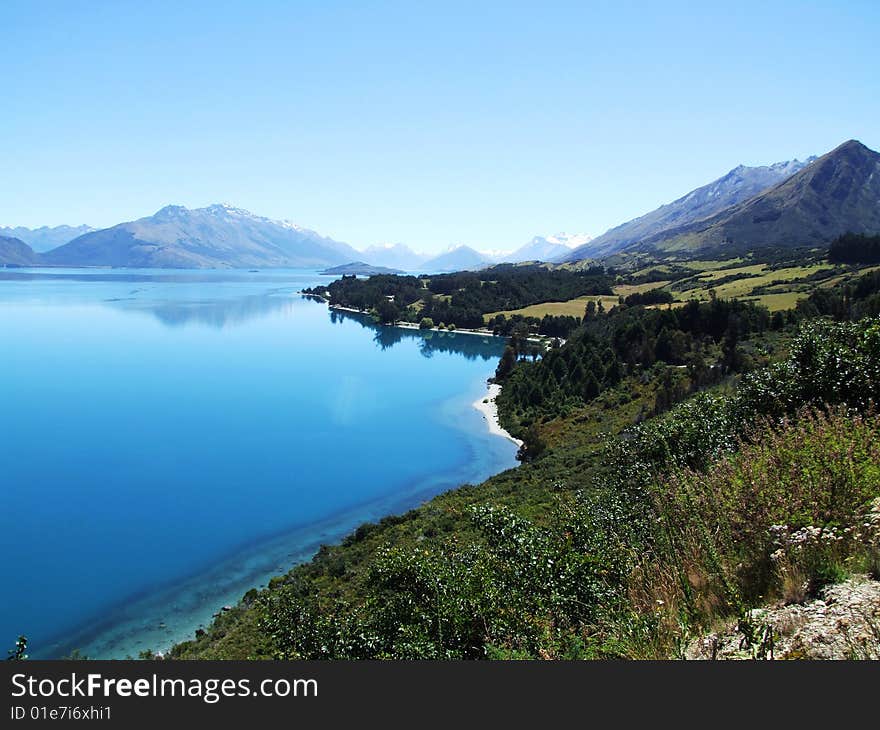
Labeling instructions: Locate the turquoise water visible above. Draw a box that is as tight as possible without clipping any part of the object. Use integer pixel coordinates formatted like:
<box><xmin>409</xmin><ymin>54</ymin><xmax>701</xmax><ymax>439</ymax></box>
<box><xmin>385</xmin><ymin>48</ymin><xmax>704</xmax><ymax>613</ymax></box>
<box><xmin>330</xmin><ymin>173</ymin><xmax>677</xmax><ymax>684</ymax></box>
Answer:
<box><xmin>0</xmin><ymin>268</ymin><xmax>517</xmax><ymax>658</ymax></box>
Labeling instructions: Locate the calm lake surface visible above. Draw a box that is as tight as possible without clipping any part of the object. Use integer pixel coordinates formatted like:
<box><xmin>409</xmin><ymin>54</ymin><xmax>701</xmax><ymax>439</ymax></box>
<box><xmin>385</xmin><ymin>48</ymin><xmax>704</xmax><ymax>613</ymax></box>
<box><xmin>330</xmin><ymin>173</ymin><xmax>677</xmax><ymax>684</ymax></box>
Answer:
<box><xmin>0</xmin><ymin>268</ymin><xmax>517</xmax><ymax>658</ymax></box>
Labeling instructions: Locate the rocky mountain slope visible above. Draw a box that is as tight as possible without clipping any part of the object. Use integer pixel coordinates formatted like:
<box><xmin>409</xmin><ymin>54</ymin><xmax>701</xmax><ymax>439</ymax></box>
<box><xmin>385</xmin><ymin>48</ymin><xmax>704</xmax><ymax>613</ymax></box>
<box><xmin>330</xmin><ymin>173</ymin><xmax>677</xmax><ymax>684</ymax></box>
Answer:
<box><xmin>566</xmin><ymin>156</ymin><xmax>816</xmax><ymax>260</ymax></box>
<box><xmin>635</xmin><ymin>139</ymin><xmax>880</xmax><ymax>254</ymax></box>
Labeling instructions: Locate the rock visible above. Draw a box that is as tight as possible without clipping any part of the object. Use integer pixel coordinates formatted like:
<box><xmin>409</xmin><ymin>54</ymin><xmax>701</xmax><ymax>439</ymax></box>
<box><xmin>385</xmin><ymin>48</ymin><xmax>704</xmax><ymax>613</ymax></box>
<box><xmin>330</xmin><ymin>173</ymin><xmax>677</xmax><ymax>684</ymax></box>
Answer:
<box><xmin>686</xmin><ymin>576</ymin><xmax>880</xmax><ymax>660</ymax></box>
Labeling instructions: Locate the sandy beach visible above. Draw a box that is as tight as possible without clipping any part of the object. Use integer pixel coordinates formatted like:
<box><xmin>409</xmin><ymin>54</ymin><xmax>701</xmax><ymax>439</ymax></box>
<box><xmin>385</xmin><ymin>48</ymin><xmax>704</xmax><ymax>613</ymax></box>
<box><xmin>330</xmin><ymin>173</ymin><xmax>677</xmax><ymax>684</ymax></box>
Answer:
<box><xmin>473</xmin><ymin>382</ymin><xmax>524</xmax><ymax>447</ymax></box>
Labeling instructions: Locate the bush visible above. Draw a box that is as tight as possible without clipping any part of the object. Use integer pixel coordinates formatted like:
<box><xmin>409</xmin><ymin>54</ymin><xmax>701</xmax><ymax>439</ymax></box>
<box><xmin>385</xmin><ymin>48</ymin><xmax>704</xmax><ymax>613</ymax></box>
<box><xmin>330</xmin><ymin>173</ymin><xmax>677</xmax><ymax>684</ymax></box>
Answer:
<box><xmin>419</xmin><ymin>317</ymin><xmax>434</xmax><ymax>329</ymax></box>
<box><xmin>635</xmin><ymin>408</ymin><xmax>880</xmax><ymax>632</ymax></box>
<box><xmin>736</xmin><ymin>318</ymin><xmax>880</xmax><ymax>420</ymax></box>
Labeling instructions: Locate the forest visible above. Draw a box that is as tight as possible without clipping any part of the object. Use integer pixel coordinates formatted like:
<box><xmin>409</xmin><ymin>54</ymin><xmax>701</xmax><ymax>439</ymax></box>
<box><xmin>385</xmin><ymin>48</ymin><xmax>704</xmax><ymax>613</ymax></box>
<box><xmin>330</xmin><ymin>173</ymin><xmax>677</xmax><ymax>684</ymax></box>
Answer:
<box><xmin>302</xmin><ymin>264</ymin><xmax>613</xmax><ymax>332</ymax></box>
<box><xmin>828</xmin><ymin>232</ymin><xmax>880</xmax><ymax>265</ymax></box>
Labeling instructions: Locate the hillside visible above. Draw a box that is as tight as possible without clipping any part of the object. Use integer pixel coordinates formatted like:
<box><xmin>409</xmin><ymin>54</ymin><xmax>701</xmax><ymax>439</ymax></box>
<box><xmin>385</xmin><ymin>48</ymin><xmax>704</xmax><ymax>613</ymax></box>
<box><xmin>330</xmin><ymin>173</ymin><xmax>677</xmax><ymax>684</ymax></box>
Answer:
<box><xmin>43</xmin><ymin>204</ymin><xmax>360</xmax><ymax>269</ymax></box>
<box><xmin>634</xmin><ymin>140</ymin><xmax>880</xmax><ymax>254</ymax></box>
<box><xmin>0</xmin><ymin>235</ymin><xmax>38</xmax><ymax>266</ymax></box>
<box><xmin>166</xmin><ymin>277</ymin><xmax>880</xmax><ymax>660</ymax></box>
<box><xmin>566</xmin><ymin>157</ymin><xmax>814</xmax><ymax>260</ymax></box>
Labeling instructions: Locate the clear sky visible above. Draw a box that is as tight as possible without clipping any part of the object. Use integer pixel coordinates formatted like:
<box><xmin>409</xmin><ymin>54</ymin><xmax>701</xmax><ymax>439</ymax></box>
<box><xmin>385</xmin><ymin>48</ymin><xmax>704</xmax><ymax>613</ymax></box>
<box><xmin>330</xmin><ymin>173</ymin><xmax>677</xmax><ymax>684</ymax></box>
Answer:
<box><xmin>2</xmin><ymin>1</ymin><xmax>878</xmax><ymax>253</ymax></box>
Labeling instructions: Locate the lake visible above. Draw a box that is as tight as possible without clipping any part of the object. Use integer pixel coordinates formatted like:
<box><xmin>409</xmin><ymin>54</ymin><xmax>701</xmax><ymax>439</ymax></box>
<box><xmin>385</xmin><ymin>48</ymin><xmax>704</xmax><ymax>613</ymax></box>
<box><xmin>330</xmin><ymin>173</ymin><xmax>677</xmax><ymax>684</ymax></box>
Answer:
<box><xmin>0</xmin><ymin>268</ymin><xmax>518</xmax><ymax>658</ymax></box>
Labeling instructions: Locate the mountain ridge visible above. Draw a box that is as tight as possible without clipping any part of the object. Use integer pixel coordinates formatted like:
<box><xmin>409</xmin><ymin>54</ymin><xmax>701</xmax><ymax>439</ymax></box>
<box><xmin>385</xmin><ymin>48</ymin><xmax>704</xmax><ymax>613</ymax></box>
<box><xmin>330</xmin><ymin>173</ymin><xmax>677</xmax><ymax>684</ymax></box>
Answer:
<box><xmin>43</xmin><ymin>204</ymin><xmax>361</xmax><ymax>269</ymax></box>
<box><xmin>565</xmin><ymin>154</ymin><xmax>818</xmax><ymax>260</ymax></box>
<box><xmin>629</xmin><ymin>139</ymin><xmax>880</xmax><ymax>254</ymax></box>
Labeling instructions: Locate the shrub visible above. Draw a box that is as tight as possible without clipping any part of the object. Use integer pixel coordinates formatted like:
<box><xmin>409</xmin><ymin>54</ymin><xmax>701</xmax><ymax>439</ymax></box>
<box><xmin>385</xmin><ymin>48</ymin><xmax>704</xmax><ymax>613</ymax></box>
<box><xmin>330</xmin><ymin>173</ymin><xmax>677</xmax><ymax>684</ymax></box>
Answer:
<box><xmin>637</xmin><ymin>408</ymin><xmax>880</xmax><ymax>632</ymax></box>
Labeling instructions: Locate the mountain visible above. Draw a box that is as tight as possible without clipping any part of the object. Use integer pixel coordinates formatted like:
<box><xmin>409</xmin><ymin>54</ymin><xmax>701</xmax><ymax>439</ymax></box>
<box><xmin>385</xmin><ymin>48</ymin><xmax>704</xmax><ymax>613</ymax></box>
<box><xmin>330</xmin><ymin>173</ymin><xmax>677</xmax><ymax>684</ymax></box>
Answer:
<box><xmin>0</xmin><ymin>235</ymin><xmax>38</xmax><ymax>266</ymax></box>
<box><xmin>0</xmin><ymin>224</ymin><xmax>94</xmax><ymax>252</ymax></box>
<box><xmin>360</xmin><ymin>243</ymin><xmax>427</xmax><ymax>271</ymax></box>
<box><xmin>501</xmin><ymin>233</ymin><xmax>592</xmax><ymax>263</ymax></box>
<box><xmin>565</xmin><ymin>156</ymin><xmax>816</xmax><ymax>260</ymax></box>
<box><xmin>421</xmin><ymin>245</ymin><xmax>493</xmax><ymax>272</ymax></box>
<box><xmin>321</xmin><ymin>261</ymin><xmax>404</xmax><ymax>276</ymax></box>
<box><xmin>43</xmin><ymin>204</ymin><xmax>361</xmax><ymax>269</ymax></box>
<box><xmin>630</xmin><ymin>140</ymin><xmax>880</xmax><ymax>254</ymax></box>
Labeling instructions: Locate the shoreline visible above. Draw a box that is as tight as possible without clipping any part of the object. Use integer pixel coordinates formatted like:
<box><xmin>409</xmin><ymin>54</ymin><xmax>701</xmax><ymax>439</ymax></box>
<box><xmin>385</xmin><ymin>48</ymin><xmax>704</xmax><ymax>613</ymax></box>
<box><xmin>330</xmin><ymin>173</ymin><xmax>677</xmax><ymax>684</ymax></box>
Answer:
<box><xmin>35</xmin><ymin>368</ymin><xmax>520</xmax><ymax>660</ymax></box>
<box><xmin>308</xmin><ymin>296</ymin><xmax>556</xmax><ymax>345</ymax></box>
<box><xmin>312</xmin><ymin>294</ymin><xmax>523</xmax><ymax>446</ymax></box>
<box><xmin>301</xmin><ymin>293</ymin><xmax>502</xmax><ymax>339</ymax></box>
<box><xmin>472</xmin><ymin>382</ymin><xmax>524</xmax><ymax>448</ymax></box>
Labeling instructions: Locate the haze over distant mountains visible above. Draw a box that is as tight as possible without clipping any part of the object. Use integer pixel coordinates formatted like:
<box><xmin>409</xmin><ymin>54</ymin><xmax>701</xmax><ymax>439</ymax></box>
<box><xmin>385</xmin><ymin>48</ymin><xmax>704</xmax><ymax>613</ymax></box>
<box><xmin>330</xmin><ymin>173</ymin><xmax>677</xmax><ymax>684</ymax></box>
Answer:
<box><xmin>43</xmin><ymin>204</ymin><xmax>362</xmax><ymax>269</ymax></box>
<box><xmin>365</xmin><ymin>234</ymin><xmax>589</xmax><ymax>270</ymax></box>
<box><xmin>3</xmin><ymin>140</ymin><xmax>879</xmax><ymax>270</ymax></box>
<box><xmin>420</xmin><ymin>245</ymin><xmax>493</xmax><ymax>272</ymax></box>
<box><xmin>360</xmin><ymin>243</ymin><xmax>428</xmax><ymax>271</ymax></box>
<box><xmin>501</xmin><ymin>233</ymin><xmax>591</xmax><ymax>264</ymax></box>
<box><xmin>564</xmin><ymin>157</ymin><xmax>817</xmax><ymax>261</ymax></box>
<box><xmin>0</xmin><ymin>224</ymin><xmax>94</xmax><ymax>252</ymax></box>
<box><xmin>0</xmin><ymin>207</ymin><xmax>580</xmax><ymax>270</ymax></box>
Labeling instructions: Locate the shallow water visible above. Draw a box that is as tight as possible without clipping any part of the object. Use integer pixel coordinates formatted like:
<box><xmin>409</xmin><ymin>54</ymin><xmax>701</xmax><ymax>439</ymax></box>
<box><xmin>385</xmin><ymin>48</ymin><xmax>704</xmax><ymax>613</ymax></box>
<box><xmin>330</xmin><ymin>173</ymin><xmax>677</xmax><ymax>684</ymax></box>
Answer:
<box><xmin>0</xmin><ymin>268</ymin><xmax>517</xmax><ymax>658</ymax></box>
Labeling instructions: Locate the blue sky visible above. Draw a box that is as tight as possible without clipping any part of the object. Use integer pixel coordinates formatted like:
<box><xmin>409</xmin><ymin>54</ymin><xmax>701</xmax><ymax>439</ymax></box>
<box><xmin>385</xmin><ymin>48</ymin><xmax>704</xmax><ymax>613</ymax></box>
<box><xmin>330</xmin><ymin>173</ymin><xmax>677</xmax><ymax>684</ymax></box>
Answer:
<box><xmin>2</xmin><ymin>1</ymin><xmax>878</xmax><ymax>253</ymax></box>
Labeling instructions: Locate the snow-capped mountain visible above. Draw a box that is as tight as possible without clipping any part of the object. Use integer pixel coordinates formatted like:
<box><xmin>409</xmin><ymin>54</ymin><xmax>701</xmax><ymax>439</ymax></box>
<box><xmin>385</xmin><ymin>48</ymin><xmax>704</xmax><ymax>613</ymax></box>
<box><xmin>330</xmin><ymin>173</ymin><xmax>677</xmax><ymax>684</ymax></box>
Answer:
<box><xmin>44</xmin><ymin>203</ymin><xmax>361</xmax><ymax>268</ymax></box>
<box><xmin>564</xmin><ymin>156</ymin><xmax>817</xmax><ymax>260</ymax></box>
<box><xmin>420</xmin><ymin>245</ymin><xmax>494</xmax><ymax>273</ymax></box>
<box><xmin>627</xmin><ymin>141</ymin><xmax>880</xmax><ymax>253</ymax></box>
<box><xmin>360</xmin><ymin>243</ymin><xmax>427</xmax><ymax>271</ymax></box>
<box><xmin>499</xmin><ymin>233</ymin><xmax>593</xmax><ymax>263</ymax></box>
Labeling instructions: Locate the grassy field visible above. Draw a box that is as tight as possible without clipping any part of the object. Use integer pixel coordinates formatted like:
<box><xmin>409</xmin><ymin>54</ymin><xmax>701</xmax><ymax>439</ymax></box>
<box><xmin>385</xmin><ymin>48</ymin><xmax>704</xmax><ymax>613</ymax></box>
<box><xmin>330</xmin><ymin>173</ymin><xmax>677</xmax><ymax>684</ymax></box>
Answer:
<box><xmin>674</xmin><ymin>264</ymin><xmax>829</xmax><ymax>301</ymax></box>
<box><xmin>612</xmin><ymin>280</ymin><xmax>671</xmax><ymax>296</ymax></box>
<box><xmin>676</xmin><ymin>258</ymin><xmax>746</xmax><ymax>271</ymax></box>
<box><xmin>485</xmin><ymin>280</ymin><xmax>671</xmax><ymax>320</ymax></box>
<box><xmin>484</xmin><ymin>257</ymin><xmax>876</xmax><ymax>322</ymax></box>
<box><xmin>485</xmin><ymin>295</ymin><xmax>621</xmax><ymax>320</ymax></box>
<box><xmin>743</xmin><ymin>291</ymin><xmax>808</xmax><ymax>311</ymax></box>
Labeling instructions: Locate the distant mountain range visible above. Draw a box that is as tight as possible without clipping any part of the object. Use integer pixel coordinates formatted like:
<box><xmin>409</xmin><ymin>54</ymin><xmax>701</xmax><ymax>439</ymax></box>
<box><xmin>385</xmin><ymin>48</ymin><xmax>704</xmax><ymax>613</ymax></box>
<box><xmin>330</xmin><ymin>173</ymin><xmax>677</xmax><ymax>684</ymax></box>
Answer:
<box><xmin>43</xmin><ymin>204</ymin><xmax>361</xmax><ymax>268</ymax></box>
<box><xmin>0</xmin><ymin>224</ymin><xmax>94</xmax><ymax>252</ymax></box>
<box><xmin>500</xmin><ymin>233</ymin><xmax>590</xmax><ymax>264</ymax></box>
<box><xmin>360</xmin><ymin>243</ymin><xmax>428</xmax><ymax>271</ymax></box>
<box><xmin>420</xmin><ymin>245</ymin><xmax>494</xmax><ymax>272</ymax></box>
<box><xmin>3</xmin><ymin>140</ymin><xmax>879</xmax><ymax>270</ymax></box>
<box><xmin>564</xmin><ymin>157</ymin><xmax>817</xmax><ymax>261</ymax></box>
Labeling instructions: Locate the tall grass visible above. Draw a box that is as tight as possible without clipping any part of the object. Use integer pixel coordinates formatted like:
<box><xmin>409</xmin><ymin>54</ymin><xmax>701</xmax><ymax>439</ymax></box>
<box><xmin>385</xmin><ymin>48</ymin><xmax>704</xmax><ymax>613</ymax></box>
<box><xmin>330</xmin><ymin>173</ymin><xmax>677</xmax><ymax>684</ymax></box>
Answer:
<box><xmin>629</xmin><ymin>408</ymin><xmax>880</xmax><ymax>654</ymax></box>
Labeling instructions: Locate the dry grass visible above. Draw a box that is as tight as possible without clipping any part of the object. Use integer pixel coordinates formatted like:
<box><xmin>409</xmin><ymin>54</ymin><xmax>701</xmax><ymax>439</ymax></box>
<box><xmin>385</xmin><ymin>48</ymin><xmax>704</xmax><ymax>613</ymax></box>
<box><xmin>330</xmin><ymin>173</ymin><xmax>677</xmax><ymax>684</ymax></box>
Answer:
<box><xmin>744</xmin><ymin>291</ymin><xmax>808</xmax><ymax>311</ymax></box>
<box><xmin>613</xmin><ymin>281</ymin><xmax>671</xmax><ymax>297</ymax></box>
<box><xmin>627</xmin><ymin>409</ymin><xmax>880</xmax><ymax>651</ymax></box>
<box><xmin>485</xmin><ymin>295</ymin><xmax>621</xmax><ymax>321</ymax></box>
